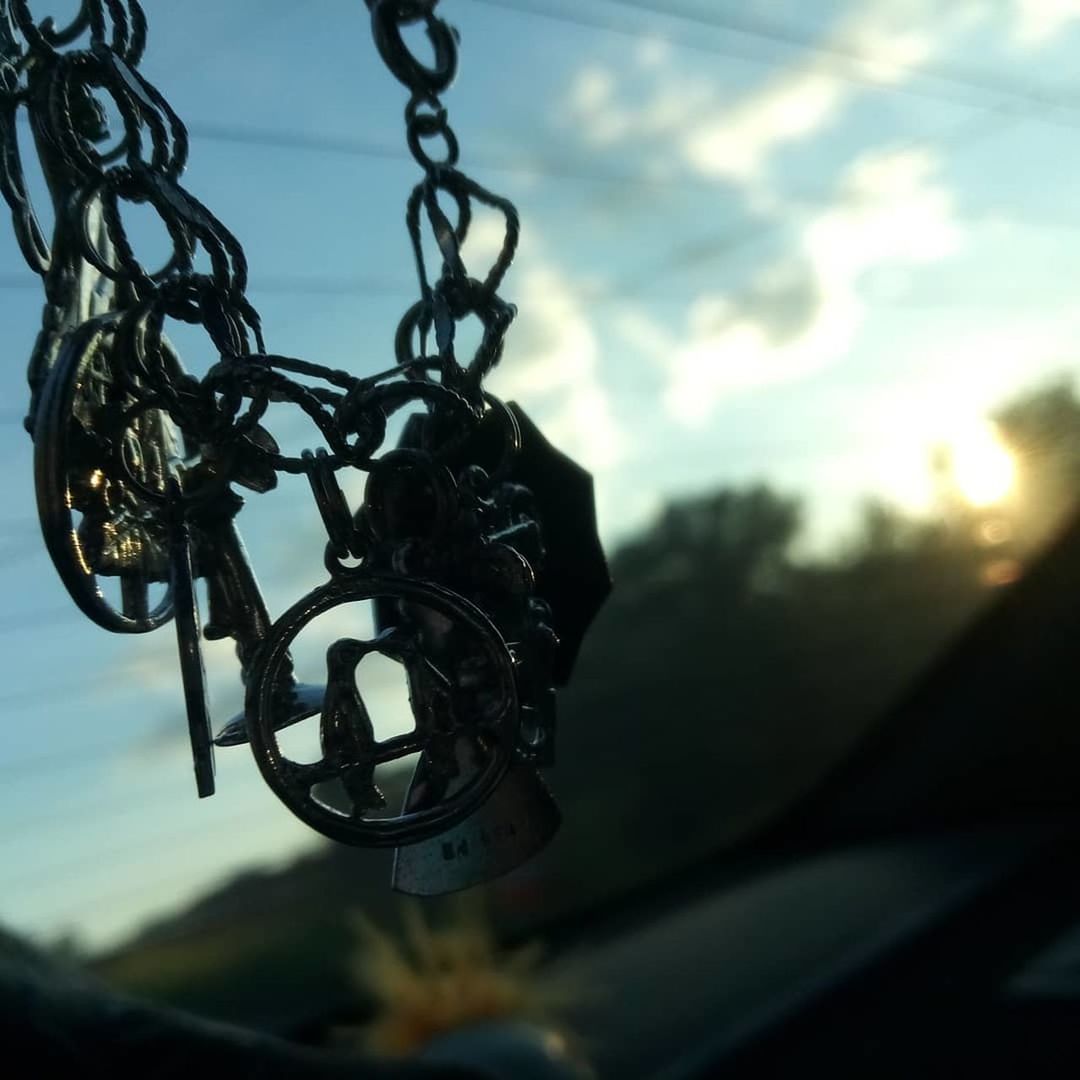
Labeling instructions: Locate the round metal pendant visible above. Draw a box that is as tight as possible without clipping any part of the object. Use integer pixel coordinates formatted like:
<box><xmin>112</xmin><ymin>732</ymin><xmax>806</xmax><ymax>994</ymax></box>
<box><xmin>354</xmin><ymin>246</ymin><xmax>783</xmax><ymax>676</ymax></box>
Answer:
<box><xmin>246</xmin><ymin>572</ymin><xmax>518</xmax><ymax>847</ymax></box>
<box><xmin>33</xmin><ymin>314</ymin><xmax>175</xmax><ymax>633</ymax></box>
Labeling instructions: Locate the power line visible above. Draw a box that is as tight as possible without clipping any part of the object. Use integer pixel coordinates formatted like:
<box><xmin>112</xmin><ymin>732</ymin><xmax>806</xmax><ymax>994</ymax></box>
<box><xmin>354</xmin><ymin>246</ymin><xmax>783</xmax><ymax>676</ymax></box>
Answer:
<box><xmin>252</xmin><ymin>273</ymin><xmax>410</xmax><ymax>297</ymax></box>
<box><xmin>0</xmin><ymin>541</ymin><xmax>44</xmax><ymax>571</ymax></box>
<box><xmin>0</xmin><ymin>12</ymin><xmax>1066</xmax><ymax>785</ymax></box>
<box><xmin>25</xmin><ymin>831</ymin><xmax>383</xmax><ymax>952</ymax></box>
<box><xmin>183</xmin><ymin>118</ymin><xmax>753</xmax><ymax>191</ymax></box>
<box><xmin>0</xmin><ymin>516</ymin><xmax>38</xmax><ymax>534</ymax></box>
<box><xmin>6</xmin><ymin>7</ymin><xmax>1063</xmax><ymax>204</ymax></box>
<box><xmin>574</xmin><ymin>108</ymin><xmax>1022</xmax><ymax>300</ymax></box>
<box><xmin>0</xmin><ymin>733</ymin><xmax>134</xmax><ymax>778</ymax></box>
<box><xmin>604</xmin><ymin>0</ymin><xmax>1075</xmax><ymax>112</ymax></box>
<box><xmin>0</xmin><ymin>154</ymin><xmax>1061</xmax><ymax>341</ymax></box>
<box><xmin>0</xmin><ymin>672</ymin><xmax>115</xmax><ymax>712</ymax></box>
<box><xmin>19</xmin><ymin>5</ymin><xmax>1049</xmax><ymax>198</ymax></box>
<box><xmin>0</xmin><ymin>7</ymin><xmax>1067</xmax><ymax>248</ymax></box>
<box><xmin>0</xmin><ymin>94</ymin><xmax>1052</xmax><ymax>326</ymax></box>
<box><xmin>3</xmin><ymin>109</ymin><xmax>737</xmax><ymax>194</ymax></box>
<box><xmin>6</xmin><ymin>804</ymin><xmax>272</xmax><ymax>897</ymax></box>
<box><xmin>187</xmin><ymin>120</ymin><xmax>404</xmax><ymax>163</ymax></box>
<box><xmin>36</xmin><ymin>868</ymin><xmax>216</xmax><ymax>934</ymax></box>
<box><xmin>183</xmin><ymin>117</ymin><xmax>842</xmax><ymax>198</ymax></box>
<box><xmin>0</xmin><ymin>428</ymin><xmax>1035</xmax><ymax>772</ymax></box>
<box><xmin>0</xmin><ymin>267</ymin><xmax>416</xmax><ymax>298</ymax></box>
<box><xmin>0</xmin><ymin>772</ymin><xmax>202</xmax><ymax>837</ymax></box>
<box><xmin>0</xmin><ymin>108</ymin><xmax>1042</xmax><ymax>339</ymax></box>
<box><xmin>468</xmin><ymin>0</ymin><xmax>1080</xmax><ymax>121</ymax></box>
<box><xmin>0</xmin><ymin>604</ymin><xmax>77</xmax><ymax>636</ymax></box>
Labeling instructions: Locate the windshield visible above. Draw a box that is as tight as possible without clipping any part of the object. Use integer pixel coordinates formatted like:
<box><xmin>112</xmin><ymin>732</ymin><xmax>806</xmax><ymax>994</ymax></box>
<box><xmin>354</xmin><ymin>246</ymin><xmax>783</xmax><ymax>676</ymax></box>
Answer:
<box><xmin>3</xmin><ymin>0</ymin><xmax>1079</xmax><ymax>1025</ymax></box>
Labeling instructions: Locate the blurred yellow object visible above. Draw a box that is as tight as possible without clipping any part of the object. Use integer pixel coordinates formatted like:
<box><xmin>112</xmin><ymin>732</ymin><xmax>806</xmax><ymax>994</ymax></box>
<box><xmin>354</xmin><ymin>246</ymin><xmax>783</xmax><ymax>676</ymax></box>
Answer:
<box><xmin>344</xmin><ymin>901</ymin><xmax>584</xmax><ymax>1062</ymax></box>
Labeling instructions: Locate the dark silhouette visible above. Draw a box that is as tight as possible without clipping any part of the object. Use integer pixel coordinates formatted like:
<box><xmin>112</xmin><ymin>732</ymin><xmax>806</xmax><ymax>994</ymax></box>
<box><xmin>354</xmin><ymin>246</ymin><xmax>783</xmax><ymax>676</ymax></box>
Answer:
<box><xmin>323</xmin><ymin>639</ymin><xmax>386</xmax><ymax>814</ymax></box>
<box><xmin>75</xmin><ymin>377</ymin><xmax>1080</xmax><ymax>1033</ymax></box>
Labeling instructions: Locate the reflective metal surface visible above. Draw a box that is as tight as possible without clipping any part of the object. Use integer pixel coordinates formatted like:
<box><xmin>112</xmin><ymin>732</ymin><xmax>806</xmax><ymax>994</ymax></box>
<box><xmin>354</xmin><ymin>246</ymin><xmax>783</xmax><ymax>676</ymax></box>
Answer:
<box><xmin>1</xmin><ymin>0</ymin><xmax>611</xmax><ymax>888</ymax></box>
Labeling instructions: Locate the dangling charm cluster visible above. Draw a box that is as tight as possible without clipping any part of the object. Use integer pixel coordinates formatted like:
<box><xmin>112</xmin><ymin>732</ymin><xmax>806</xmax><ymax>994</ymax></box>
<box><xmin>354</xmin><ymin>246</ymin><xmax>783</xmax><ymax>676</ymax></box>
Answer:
<box><xmin>1</xmin><ymin>0</ymin><xmax>610</xmax><ymax>893</ymax></box>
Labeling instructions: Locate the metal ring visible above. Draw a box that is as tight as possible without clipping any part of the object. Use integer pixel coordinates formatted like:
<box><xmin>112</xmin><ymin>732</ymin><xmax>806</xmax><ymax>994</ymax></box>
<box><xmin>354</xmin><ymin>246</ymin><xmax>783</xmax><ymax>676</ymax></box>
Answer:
<box><xmin>370</xmin><ymin>0</ymin><xmax>458</xmax><ymax>96</ymax></box>
<box><xmin>337</xmin><ymin>377</ymin><xmax>475</xmax><ymax>465</ymax></box>
<box><xmin>33</xmin><ymin>314</ymin><xmax>174</xmax><ymax>633</ymax></box>
<box><xmin>111</xmin><ymin>394</ymin><xmax>183</xmax><ymax>504</ymax></box>
<box><xmin>246</xmin><ymin>573</ymin><xmax>517</xmax><ymax>847</ymax></box>
<box><xmin>406</xmin><ymin>104</ymin><xmax>459</xmax><ymax>171</ymax></box>
<box><xmin>10</xmin><ymin>0</ymin><xmax>92</xmax><ymax>57</ymax></box>
<box><xmin>127</xmin><ymin>294</ymin><xmax>271</xmax><ymax>446</ymax></box>
<box><xmin>49</xmin><ymin>52</ymin><xmax>138</xmax><ymax>179</ymax></box>
<box><xmin>0</xmin><ymin>91</ymin><xmax>50</xmax><ymax>274</ymax></box>
<box><xmin>477</xmin><ymin>393</ymin><xmax>523</xmax><ymax>482</ymax></box>
<box><xmin>48</xmin><ymin>48</ymin><xmax>188</xmax><ymax>181</ymax></box>
<box><xmin>394</xmin><ymin>298</ymin><xmax>434</xmax><ymax>368</ymax></box>
<box><xmin>76</xmin><ymin>171</ymin><xmax>194</xmax><ymax>290</ymax></box>
<box><xmin>304</xmin><ymin>447</ymin><xmax>362</xmax><ymax>559</ymax></box>
<box><xmin>338</xmin><ymin>377</ymin><xmax>476</xmax><ymax>466</ymax></box>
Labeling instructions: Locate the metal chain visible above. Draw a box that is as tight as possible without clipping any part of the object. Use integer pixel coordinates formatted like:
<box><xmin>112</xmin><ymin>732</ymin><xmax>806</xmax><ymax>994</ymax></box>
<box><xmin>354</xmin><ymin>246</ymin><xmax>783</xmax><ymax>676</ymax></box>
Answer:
<box><xmin>367</xmin><ymin>0</ymin><xmax>521</xmax><ymax>397</ymax></box>
<box><xmin>0</xmin><ymin>0</ymin><xmax>601</xmax><ymax>890</ymax></box>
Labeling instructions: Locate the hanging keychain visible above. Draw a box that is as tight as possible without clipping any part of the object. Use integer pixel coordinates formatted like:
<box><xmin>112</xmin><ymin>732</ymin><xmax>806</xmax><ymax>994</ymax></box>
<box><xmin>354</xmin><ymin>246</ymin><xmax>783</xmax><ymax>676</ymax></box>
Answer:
<box><xmin>0</xmin><ymin>0</ymin><xmax>611</xmax><ymax>894</ymax></box>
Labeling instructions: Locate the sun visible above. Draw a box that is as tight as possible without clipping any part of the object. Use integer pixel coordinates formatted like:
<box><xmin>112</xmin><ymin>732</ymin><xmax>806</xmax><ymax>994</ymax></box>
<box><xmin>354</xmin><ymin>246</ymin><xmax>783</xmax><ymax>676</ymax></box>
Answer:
<box><xmin>948</xmin><ymin>420</ymin><xmax>1016</xmax><ymax>507</ymax></box>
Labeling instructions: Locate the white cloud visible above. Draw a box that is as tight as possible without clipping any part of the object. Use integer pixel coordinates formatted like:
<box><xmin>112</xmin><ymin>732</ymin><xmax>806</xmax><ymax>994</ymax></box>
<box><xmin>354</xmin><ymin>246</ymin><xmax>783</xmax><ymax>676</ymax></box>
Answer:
<box><xmin>109</xmin><ymin>627</ymin><xmax>236</xmax><ymax>698</ymax></box>
<box><xmin>461</xmin><ymin>210</ymin><xmax>516</xmax><ymax>271</ymax></box>
<box><xmin>1012</xmin><ymin>0</ymin><xmax>1080</xmax><ymax>44</ymax></box>
<box><xmin>490</xmin><ymin>258</ymin><xmax>624</xmax><ymax>472</ymax></box>
<box><xmin>436</xmin><ymin>200</ymin><xmax>625</xmax><ymax>471</ymax></box>
<box><xmin>630</xmin><ymin>147</ymin><xmax>962</xmax><ymax>424</ymax></box>
<box><xmin>564</xmin><ymin>63</ymin><xmax>715</xmax><ymax>149</ymax></box>
<box><xmin>684</xmin><ymin>70</ymin><xmax>843</xmax><ymax>182</ymax></box>
<box><xmin>102</xmin><ymin>240</ymin><xmax>625</xmax><ymax>755</ymax></box>
<box><xmin>569</xmin><ymin>65</ymin><xmax>617</xmax><ymax>116</ymax></box>
<box><xmin>562</xmin><ymin>1</ymin><xmax>994</xmax><ymax>184</ymax></box>
<box><xmin>636</xmin><ymin>36</ymin><xmax>673</xmax><ymax>71</ymax></box>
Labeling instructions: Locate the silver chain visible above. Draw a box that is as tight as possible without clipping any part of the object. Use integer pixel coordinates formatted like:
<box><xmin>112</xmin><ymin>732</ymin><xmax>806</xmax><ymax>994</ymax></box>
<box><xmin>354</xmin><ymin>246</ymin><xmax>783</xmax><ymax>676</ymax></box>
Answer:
<box><xmin>0</xmin><ymin>0</ymin><xmax>596</xmax><ymax>893</ymax></box>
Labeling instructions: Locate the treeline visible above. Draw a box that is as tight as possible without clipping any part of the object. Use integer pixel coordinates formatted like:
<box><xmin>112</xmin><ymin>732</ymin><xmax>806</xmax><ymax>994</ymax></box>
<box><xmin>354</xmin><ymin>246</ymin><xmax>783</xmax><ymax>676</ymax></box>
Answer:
<box><xmin>92</xmin><ymin>379</ymin><xmax>1080</xmax><ymax>1028</ymax></box>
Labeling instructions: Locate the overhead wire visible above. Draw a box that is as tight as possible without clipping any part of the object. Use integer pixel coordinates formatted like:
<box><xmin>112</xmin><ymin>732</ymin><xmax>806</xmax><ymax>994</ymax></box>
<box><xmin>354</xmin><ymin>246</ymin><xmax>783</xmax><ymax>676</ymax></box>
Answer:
<box><xmin>2</xmin><ymin>0</ymin><xmax>1078</xmax><ymax>939</ymax></box>
<box><xmin>0</xmin><ymin>4</ymin><xmax>1067</xmax><ymax>781</ymax></box>
<box><xmin>467</xmin><ymin>0</ymin><xmax>1080</xmax><ymax>122</ymax></box>
<box><xmin>0</xmin><ymin>109</ymin><xmax>1051</xmax><ymax>349</ymax></box>
<box><xmin>0</xmin><ymin>733</ymin><xmax>146</xmax><ymax>778</ymax></box>
<box><xmin>602</xmin><ymin>0</ymin><xmax>1079</xmax><ymax>112</ymax></box>
<box><xmin>0</xmin><ymin>604</ymin><xmax>82</xmax><ymax>636</ymax></box>
<box><xmin>22</xmin><ymin>842</ymin><xmax>308</xmax><ymax>937</ymax></box>
<box><xmin>3</xmin><ymin>803</ymin><xmax>273</xmax><ymax>896</ymax></box>
<box><xmin>0</xmin><ymin>772</ymin><xmax>206</xmax><ymax>837</ymax></box>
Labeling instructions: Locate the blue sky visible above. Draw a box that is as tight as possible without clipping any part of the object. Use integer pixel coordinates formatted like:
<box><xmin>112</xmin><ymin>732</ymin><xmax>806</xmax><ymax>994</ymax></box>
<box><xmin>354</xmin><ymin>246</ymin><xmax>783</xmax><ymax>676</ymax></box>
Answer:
<box><xmin>4</xmin><ymin>0</ymin><xmax>1080</xmax><ymax>948</ymax></box>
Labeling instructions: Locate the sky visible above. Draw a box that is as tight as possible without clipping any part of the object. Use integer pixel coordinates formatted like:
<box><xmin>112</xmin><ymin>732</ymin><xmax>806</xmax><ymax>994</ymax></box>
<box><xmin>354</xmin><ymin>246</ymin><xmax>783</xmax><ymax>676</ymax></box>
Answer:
<box><xmin>4</xmin><ymin>0</ymin><xmax>1080</xmax><ymax>949</ymax></box>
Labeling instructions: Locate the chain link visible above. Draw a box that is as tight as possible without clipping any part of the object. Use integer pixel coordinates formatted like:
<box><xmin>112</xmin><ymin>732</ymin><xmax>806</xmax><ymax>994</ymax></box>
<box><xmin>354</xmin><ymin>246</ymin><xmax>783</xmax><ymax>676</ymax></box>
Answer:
<box><xmin>365</xmin><ymin>0</ymin><xmax>521</xmax><ymax>395</ymax></box>
<box><xmin>2</xmin><ymin>0</ymin><xmax>524</xmax><ymax>467</ymax></box>
<box><xmin>0</xmin><ymin>1</ymin><xmax>576</xmax><ymax>875</ymax></box>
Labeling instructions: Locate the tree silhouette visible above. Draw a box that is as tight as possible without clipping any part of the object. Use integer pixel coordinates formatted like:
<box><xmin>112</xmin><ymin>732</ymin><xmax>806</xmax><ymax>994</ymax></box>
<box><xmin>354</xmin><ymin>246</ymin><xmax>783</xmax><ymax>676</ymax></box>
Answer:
<box><xmin>87</xmin><ymin>375</ymin><xmax>1080</xmax><ymax>1029</ymax></box>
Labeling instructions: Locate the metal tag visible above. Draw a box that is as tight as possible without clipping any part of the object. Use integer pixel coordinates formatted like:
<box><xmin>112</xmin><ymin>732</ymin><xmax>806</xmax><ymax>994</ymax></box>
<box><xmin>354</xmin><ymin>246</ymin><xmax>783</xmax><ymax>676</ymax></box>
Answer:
<box><xmin>392</xmin><ymin>748</ymin><xmax>560</xmax><ymax>895</ymax></box>
<box><xmin>169</xmin><ymin>507</ymin><xmax>215</xmax><ymax>798</ymax></box>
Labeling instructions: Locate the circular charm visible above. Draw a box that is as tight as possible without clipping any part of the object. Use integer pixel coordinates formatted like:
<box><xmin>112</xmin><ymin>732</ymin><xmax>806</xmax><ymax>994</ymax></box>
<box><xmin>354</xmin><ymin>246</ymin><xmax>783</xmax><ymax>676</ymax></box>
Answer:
<box><xmin>34</xmin><ymin>314</ymin><xmax>175</xmax><ymax>633</ymax></box>
<box><xmin>246</xmin><ymin>573</ymin><xmax>517</xmax><ymax>847</ymax></box>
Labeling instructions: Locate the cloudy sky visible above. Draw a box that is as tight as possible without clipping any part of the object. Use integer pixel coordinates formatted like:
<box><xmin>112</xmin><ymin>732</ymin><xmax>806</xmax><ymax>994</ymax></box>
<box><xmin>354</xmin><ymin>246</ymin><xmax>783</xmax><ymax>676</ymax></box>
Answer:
<box><xmin>3</xmin><ymin>0</ymin><xmax>1080</xmax><ymax>948</ymax></box>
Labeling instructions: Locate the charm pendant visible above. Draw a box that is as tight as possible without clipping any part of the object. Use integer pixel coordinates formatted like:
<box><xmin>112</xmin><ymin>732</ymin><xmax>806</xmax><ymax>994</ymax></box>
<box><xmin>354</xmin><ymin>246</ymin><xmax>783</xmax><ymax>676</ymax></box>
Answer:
<box><xmin>393</xmin><ymin>757</ymin><xmax>561</xmax><ymax>895</ymax></box>
<box><xmin>244</xmin><ymin>573</ymin><xmax>519</xmax><ymax>848</ymax></box>
<box><xmin>168</xmin><ymin>486</ymin><xmax>215</xmax><ymax>798</ymax></box>
<box><xmin>6</xmin><ymin>0</ymin><xmax>612</xmax><ymax>894</ymax></box>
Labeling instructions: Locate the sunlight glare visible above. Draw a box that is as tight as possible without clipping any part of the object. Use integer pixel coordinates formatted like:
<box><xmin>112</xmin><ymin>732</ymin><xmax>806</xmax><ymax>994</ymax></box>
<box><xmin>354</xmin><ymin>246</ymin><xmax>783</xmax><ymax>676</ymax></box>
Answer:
<box><xmin>949</xmin><ymin>420</ymin><xmax>1016</xmax><ymax>507</ymax></box>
